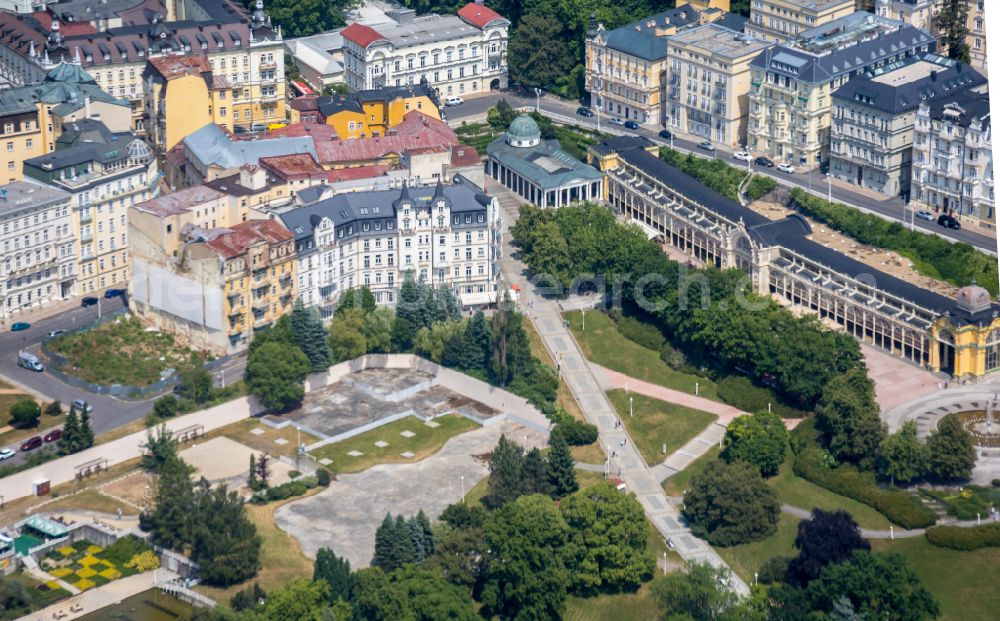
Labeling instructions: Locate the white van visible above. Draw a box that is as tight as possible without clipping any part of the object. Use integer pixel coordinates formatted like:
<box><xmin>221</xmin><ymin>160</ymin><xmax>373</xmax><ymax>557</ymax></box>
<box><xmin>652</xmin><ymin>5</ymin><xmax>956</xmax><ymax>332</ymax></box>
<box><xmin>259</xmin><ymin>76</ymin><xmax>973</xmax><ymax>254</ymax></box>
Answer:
<box><xmin>445</xmin><ymin>96</ymin><xmax>464</xmax><ymax>107</ymax></box>
<box><xmin>17</xmin><ymin>350</ymin><xmax>43</xmax><ymax>372</ymax></box>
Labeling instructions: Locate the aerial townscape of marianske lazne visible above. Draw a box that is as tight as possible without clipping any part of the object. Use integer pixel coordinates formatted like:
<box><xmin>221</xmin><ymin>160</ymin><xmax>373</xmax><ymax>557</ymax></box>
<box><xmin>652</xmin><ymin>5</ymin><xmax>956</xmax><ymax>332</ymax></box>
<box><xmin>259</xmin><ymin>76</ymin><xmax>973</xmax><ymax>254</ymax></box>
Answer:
<box><xmin>0</xmin><ymin>0</ymin><xmax>997</xmax><ymax>620</ymax></box>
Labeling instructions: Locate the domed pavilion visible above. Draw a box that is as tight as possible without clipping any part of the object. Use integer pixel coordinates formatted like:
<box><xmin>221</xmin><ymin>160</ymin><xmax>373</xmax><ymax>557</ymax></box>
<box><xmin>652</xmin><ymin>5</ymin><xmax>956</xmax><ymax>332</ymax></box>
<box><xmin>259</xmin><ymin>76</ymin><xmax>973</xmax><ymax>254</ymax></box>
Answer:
<box><xmin>930</xmin><ymin>283</ymin><xmax>1000</xmax><ymax>378</ymax></box>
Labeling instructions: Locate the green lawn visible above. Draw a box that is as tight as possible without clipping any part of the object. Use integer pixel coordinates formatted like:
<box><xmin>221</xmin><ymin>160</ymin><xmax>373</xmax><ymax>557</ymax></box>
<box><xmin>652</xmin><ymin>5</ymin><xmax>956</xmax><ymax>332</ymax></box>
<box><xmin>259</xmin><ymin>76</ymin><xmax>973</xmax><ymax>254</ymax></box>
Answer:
<box><xmin>309</xmin><ymin>415</ymin><xmax>479</xmax><ymax>475</ymax></box>
<box><xmin>768</xmin><ymin>459</ymin><xmax>892</xmax><ymax>530</ymax></box>
<box><xmin>870</xmin><ymin>537</ymin><xmax>1000</xmax><ymax>621</ymax></box>
<box><xmin>607</xmin><ymin>390</ymin><xmax>716</xmax><ymax>466</ymax></box>
<box><xmin>565</xmin><ymin>585</ymin><xmax>660</xmax><ymax>621</ymax></box>
<box><xmin>715</xmin><ymin>513</ymin><xmax>800</xmax><ymax>584</ymax></box>
<box><xmin>0</xmin><ymin>395</ymin><xmax>63</xmax><ymax>447</ymax></box>
<box><xmin>662</xmin><ymin>446</ymin><xmax>721</xmax><ymax>497</ymax></box>
<box><xmin>0</xmin><ymin>571</ymin><xmax>71</xmax><ymax>621</ymax></box>
<box><xmin>565</xmin><ymin>310</ymin><xmax>719</xmax><ymax>401</ymax></box>
<box><xmin>48</xmin><ymin>316</ymin><xmax>210</xmax><ymax>387</ymax></box>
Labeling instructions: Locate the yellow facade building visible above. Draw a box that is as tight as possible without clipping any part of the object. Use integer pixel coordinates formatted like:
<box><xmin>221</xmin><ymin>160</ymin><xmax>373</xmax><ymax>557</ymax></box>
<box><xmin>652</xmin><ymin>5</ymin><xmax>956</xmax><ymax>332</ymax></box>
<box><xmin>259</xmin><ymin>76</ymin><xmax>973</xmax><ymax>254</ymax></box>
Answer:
<box><xmin>930</xmin><ymin>285</ymin><xmax>1000</xmax><ymax>379</ymax></box>
<box><xmin>301</xmin><ymin>82</ymin><xmax>442</xmax><ymax>139</ymax></box>
<box><xmin>143</xmin><ymin>56</ymin><xmax>234</xmax><ymax>153</ymax></box>
<box><xmin>745</xmin><ymin>0</ymin><xmax>855</xmax><ymax>43</ymax></box>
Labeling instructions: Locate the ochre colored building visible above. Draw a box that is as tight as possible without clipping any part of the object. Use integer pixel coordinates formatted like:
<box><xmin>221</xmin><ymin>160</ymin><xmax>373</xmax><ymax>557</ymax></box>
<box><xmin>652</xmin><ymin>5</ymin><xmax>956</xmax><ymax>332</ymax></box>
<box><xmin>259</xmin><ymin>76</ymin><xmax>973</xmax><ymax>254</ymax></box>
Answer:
<box><xmin>290</xmin><ymin>82</ymin><xmax>441</xmax><ymax>139</ymax></box>
<box><xmin>143</xmin><ymin>55</ymin><xmax>234</xmax><ymax>153</ymax></box>
<box><xmin>930</xmin><ymin>285</ymin><xmax>1000</xmax><ymax>379</ymax></box>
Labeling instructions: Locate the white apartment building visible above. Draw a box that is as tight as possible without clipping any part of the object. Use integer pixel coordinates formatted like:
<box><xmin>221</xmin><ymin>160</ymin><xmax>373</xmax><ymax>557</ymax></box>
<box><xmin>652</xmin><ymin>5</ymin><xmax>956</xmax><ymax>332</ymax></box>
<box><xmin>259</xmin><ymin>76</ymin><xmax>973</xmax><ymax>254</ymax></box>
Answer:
<box><xmin>663</xmin><ymin>23</ymin><xmax>771</xmax><ymax>147</ymax></box>
<box><xmin>967</xmin><ymin>0</ymin><xmax>986</xmax><ymax>71</ymax></box>
<box><xmin>341</xmin><ymin>2</ymin><xmax>508</xmax><ymax>98</ymax></box>
<box><xmin>0</xmin><ymin>181</ymin><xmax>74</xmax><ymax>319</ymax></box>
<box><xmin>745</xmin><ymin>0</ymin><xmax>855</xmax><ymax>43</ymax></box>
<box><xmin>875</xmin><ymin>0</ymin><xmax>939</xmax><ymax>33</ymax></box>
<box><xmin>23</xmin><ymin>122</ymin><xmax>158</xmax><ymax>295</ymax></box>
<box><xmin>748</xmin><ymin>12</ymin><xmax>935</xmax><ymax>167</ymax></box>
<box><xmin>911</xmin><ymin>88</ymin><xmax>994</xmax><ymax>228</ymax></box>
<box><xmin>279</xmin><ymin>177</ymin><xmax>501</xmax><ymax>318</ymax></box>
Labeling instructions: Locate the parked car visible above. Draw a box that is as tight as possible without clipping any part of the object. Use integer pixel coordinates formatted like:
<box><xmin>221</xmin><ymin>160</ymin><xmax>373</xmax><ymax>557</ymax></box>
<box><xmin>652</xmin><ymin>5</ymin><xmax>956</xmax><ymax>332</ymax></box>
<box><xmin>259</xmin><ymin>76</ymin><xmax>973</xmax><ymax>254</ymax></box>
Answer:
<box><xmin>937</xmin><ymin>214</ymin><xmax>961</xmax><ymax>230</ymax></box>
<box><xmin>47</xmin><ymin>329</ymin><xmax>65</xmax><ymax>338</ymax></box>
<box><xmin>104</xmin><ymin>288</ymin><xmax>125</xmax><ymax>299</ymax></box>
<box><xmin>43</xmin><ymin>428</ymin><xmax>62</xmax><ymax>443</ymax></box>
<box><xmin>915</xmin><ymin>210</ymin><xmax>935</xmax><ymax>222</ymax></box>
<box><xmin>17</xmin><ymin>351</ymin><xmax>43</xmax><ymax>372</ymax></box>
<box><xmin>658</xmin><ymin>129</ymin><xmax>672</xmax><ymax>140</ymax></box>
<box><xmin>444</xmin><ymin>96</ymin><xmax>464</xmax><ymax>106</ymax></box>
<box><xmin>20</xmin><ymin>436</ymin><xmax>42</xmax><ymax>451</ymax></box>
<box><xmin>776</xmin><ymin>163</ymin><xmax>796</xmax><ymax>174</ymax></box>
<box><xmin>233</xmin><ymin>125</ymin><xmax>251</xmax><ymax>135</ymax></box>
<box><xmin>0</xmin><ymin>447</ymin><xmax>14</xmax><ymax>461</ymax></box>
<box><xmin>81</xmin><ymin>297</ymin><xmax>98</xmax><ymax>307</ymax></box>
<box><xmin>754</xmin><ymin>156</ymin><xmax>775</xmax><ymax>168</ymax></box>
<box><xmin>11</xmin><ymin>322</ymin><xmax>30</xmax><ymax>331</ymax></box>
<box><xmin>697</xmin><ymin>140</ymin><xmax>715</xmax><ymax>151</ymax></box>
<box><xmin>72</xmin><ymin>399</ymin><xmax>93</xmax><ymax>413</ymax></box>
<box><xmin>576</xmin><ymin>106</ymin><xmax>594</xmax><ymax>117</ymax></box>
<box><xmin>623</xmin><ymin>120</ymin><xmax>640</xmax><ymax>130</ymax></box>
<box><xmin>732</xmin><ymin>151</ymin><xmax>752</xmax><ymax>162</ymax></box>
<box><xmin>608</xmin><ymin>118</ymin><xmax>625</xmax><ymax>126</ymax></box>
<box><xmin>249</xmin><ymin>123</ymin><xmax>267</xmax><ymax>133</ymax></box>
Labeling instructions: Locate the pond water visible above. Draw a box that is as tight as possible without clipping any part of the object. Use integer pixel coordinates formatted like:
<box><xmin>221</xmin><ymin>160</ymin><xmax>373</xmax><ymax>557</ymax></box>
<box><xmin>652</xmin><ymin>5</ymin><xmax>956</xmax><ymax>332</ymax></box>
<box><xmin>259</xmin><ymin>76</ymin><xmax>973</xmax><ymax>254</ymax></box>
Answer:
<box><xmin>74</xmin><ymin>590</ymin><xmax>193</xmax><ymax>621</ymax></box>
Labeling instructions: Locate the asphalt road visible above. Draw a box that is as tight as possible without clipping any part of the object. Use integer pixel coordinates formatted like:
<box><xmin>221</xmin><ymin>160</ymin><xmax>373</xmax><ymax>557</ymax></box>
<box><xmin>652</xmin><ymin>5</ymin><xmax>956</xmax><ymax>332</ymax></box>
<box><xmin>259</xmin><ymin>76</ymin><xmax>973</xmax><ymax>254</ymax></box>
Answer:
<box><xmin>447</xmin><ymin>90</ymin><xmax>997</xmax><ymax>254</ymax></box>
<box><xmin>0</xmin><ymin>299</ymin><xmax>246</xmax><ymax>466</ymax></box>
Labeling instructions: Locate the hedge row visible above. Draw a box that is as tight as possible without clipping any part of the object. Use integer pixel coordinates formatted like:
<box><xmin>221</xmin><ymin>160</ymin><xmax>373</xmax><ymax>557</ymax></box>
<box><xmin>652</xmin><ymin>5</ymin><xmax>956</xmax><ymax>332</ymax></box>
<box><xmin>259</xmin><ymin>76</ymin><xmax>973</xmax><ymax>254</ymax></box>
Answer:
<box><xmin>793</xmin><ymin>444</ymin><xmax>937</xmax><ymax>530</ymax></box>
<box><xmin>925</xmin><ymin>522</ymin><xmax>1000</xmax><ymax>551</ymax></box>
<box><xmin>660</xmin><ymin>147</ymin><xmax>775</xmax><ymax>203</ymax></box>
<box><xmin>789</xmin><ymin>188</ymin><xmax>999</xmax><ymax>296</ymax></box>
<box><xmin>716</xmin><ymin>376</ymin><xmax>807</xmax><ymax>419</ymax></box>
<box><xmin>250</xmin><ymin>475</ymin><xmax>319</xmax><ymax>504</ymax></box>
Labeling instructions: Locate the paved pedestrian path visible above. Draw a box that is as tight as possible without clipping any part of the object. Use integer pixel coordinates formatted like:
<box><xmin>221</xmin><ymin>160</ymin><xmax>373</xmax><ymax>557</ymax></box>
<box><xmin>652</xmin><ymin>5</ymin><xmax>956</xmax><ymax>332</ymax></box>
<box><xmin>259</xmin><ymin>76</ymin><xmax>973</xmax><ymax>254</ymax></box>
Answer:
<box><xmin>14</xmin><ymin>570</ymin><xmax>169</xmax><ymax>621</ymax></box>
<box><xmin>492</xmin><ymin>186</ymin><xmax>750</xmax><ymax>595</ymax></box>
<box><xmin>2</xmin><ymin>398</ymin><xmax>253</xmax><ymax>503</ymax></box>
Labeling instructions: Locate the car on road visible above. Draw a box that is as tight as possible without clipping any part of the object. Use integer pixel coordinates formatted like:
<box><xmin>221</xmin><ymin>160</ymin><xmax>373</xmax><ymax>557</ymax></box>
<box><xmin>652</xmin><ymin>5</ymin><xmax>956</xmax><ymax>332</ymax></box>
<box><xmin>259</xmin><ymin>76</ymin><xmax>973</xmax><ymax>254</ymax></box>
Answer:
<box><xmin>11</xmin><ymin>322</ymin><xmax>30</xmax><ymax>331</ymax></box>
<box><xmin>43</xmin><ymin>428</ymin><xmax>62</xmax><ymax>443</ymax></box>
<box><xmin>444</xmin><ymin>96</ymin><xmax>464</xmax><ymax>106</ymax></box>
<box><xmin>609</xmin><ymin>118</ymin><xmax>626</xmax><ymax>126</ymax></box>
<box><xmin>732</xmin><ymin>151</ymin><xmax>752</xmax><ymax>162</ymax></box>
<box><xmin>697</xmin><ymin>140</ymin><xmax>715</xmax><ymax>151</ymax></box>
<box><xmin>937</xmin><ymin>214</ymin><xmax>961</xmax><ymax>230</ymax></box>
<box><xmin>576</xmin><ymin>106</ymin><xmax>594</xmax><ymax>117</ymax></box>
<box><xmin>72</xmin><ymin>399</ymin><xmax>93</xmax><ymax>413</ymax></box>
<box><xmin>776</xmin><ymin>163</ymin><xmax>796</xmax><ymax>174</ymax></box>
<box><xmin>623</xmin><ymin>120</ymin><xmax>640</xmax><ymax>130</ymax></box>
<box><xmin>754</xmin><ymin>156</ymin><xmax>775</xmax><ymax>168</ymax></box>
<box><xmin>658</xmin><ymin>129</ymin><xmax>672</xmax><ymax>140</ymax></box>
<box><xmin>47</xmin><ymin>329</ymin><xmax>65</xmax><ymax>338</ymax></box>
<box><xmin>104</xmin><ymin>288</ymin><xmax>125</xmax><ymax>298</ymax></box>
<box><xmin>20</xmin><ymin>436</ymin><xmax>42</xmax><ymax>451</ymax></box>
<box><xmin>17</xmin><ymin>351</ymin><xmax>43</xmax><ymax>372</ymax></box>
<box><xmin>81</xmin><ymin>297</ymin><xmax>98</xmax><ymax>307</ymax></box>
<box><xmin>0</xmin><ymin>447</ymin><xmax>14</xmax><ymax>461</ymax></box>
<box><xmin>915</xmin><ymin>210</ymin><xmax>935</xmax><ymax>222</ymax></box>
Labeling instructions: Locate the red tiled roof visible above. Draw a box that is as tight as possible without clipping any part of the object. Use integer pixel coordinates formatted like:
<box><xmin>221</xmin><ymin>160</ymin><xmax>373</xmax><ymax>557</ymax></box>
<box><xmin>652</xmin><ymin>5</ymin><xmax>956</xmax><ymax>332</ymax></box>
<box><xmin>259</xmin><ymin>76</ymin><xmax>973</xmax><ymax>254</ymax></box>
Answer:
<box><xmin>33</xmin><ymin>12</ymin><xmax>96</xmax><ymax>36</ymax></box>
<box><xmin>258</xmin><ymin>153</ymin><xmax>326</xmax><ymax>180</ymax></box>
<box><xmin>457</xmin><ymin>2</ymin><xmax>505</xmax><ymax>29</ymax></box>
<box><xmin>450</xmin><ymin>145</ymin><xmax>481</xmax><ymax>167</ymax></box>
<box><xmin>290</xmin><ymin>96</ymin><xmax>320</xmax><ymax>112</ymax></box>
<box><xmin>203</xmin><ymin>219</ymin><xmax>293</xmax><ymax>260</ymax></box>
<box><xmin>264</xmin><ymin>123</ymin><xmax>339</xmax><ymax>142</ymax></box>
<box><xmin>341</xmin><ymin>23</ymin><xmax>386</xmax><ymax>48</ymax></box>
<box><xmin>148</xmin><ymin>54</ymin><xmax>211</xmax><ymax>80</ymax></box>
<box><xmin>314</xmin><ymin>111</ymin><xmax>458</xmax><ymax>165</ymax></box>
<box><xmin>325</xmin><ymin>164</ymin><xmax>392</xmax><ymax>182</ymax></box>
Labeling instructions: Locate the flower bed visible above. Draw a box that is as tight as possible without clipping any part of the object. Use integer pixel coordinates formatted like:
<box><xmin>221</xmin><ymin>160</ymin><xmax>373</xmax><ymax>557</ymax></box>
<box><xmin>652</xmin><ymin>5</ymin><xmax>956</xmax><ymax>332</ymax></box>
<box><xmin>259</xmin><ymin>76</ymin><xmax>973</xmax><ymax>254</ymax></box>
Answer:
<box><xmin>41</xmin><ymin>537</ymin><xmax>154</xmax><ymax>591</ymax></box>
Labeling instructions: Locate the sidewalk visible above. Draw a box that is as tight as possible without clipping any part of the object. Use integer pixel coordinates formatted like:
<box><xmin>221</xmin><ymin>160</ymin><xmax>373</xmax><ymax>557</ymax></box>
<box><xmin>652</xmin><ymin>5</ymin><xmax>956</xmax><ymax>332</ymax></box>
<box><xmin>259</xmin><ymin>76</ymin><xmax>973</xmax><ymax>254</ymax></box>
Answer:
<box><xmin>2</xmin><ymin>398</ymin><xmax>253</xmax><ymax>503</ymax></box>
<box><xmin>15</xmin><ymin>570</ymin><xmax>169</xmax><ymax>621</ymax></box>
<box><xmin>0</xmin><ymin>297</ymin><xmax>84</xmax><ymax>328</ymax></box>
<box><xmin>491</xmin><ymin>183</ymin><xmax>750</xmax><ymax>595</ymax></box>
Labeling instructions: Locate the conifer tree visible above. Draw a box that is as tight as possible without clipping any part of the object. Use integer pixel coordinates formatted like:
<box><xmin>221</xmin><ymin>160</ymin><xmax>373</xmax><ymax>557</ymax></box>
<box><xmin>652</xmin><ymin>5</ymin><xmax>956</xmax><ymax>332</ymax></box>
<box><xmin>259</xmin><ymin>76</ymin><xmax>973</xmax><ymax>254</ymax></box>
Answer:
<box><xmin>79</xmin><ymin>410</ymin><xmax>94</xmax><ymax>449</ymax></box>
<box><xmin>291</xmin><ymin>299</ymin><xmax>332</xmax><ymax>372</ymax></box>
<box><xmin>58</xmin><ymin>408</ymin><xmax>81</xmax><ymax>455</ymax></box>
<box><xmin>414</xmin><ymin>510</ymin><xmax>435</xmax><ymax>557</ymax></box>
<box><xmin>313</xmin><ymin>548</ymin><xmax>354</xmax><ymax>602</ymax></box>
<box><xmin>521</xmin><ymin>447</ymin><xmax>552</xmax><ymax>497</ymax></box>
<box><xmin>248</xmin><ymin>454</ymin><xmax>259</xmax><ymax>491</ymax></box>
<box><xmin>461</xmin><ymin>311</ymin><xmax>491</xmax><ymax>373</ymax></box>
<box><xmin>483</xmin><ymin>435</ymin><xmax>524</xmax><ymax>509</ymax></box>
<box><xmin>547</xmin><ymin>431</ymin><xmax>579</xmax><ymax>498</ymax></box>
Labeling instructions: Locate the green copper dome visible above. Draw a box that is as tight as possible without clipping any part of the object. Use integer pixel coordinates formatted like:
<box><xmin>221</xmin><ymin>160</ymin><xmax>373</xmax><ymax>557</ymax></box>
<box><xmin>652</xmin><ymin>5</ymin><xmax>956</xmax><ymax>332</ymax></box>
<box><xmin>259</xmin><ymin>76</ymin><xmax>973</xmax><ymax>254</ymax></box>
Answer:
<box><xmin>44</xmin><ymin>62</ymin><xmax>96</xmax><ymax>85</ymax></box>
<box><xmin>506</xmin><ymin>114</ymin><xmax>541</xmax><ymax>145</ymax></box>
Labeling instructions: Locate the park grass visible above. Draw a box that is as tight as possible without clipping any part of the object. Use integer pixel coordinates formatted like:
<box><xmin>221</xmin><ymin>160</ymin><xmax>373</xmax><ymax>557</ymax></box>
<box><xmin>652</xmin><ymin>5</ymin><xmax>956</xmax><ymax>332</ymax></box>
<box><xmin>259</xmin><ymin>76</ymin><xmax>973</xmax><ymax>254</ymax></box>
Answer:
<box><xmin>210</xmin><ymin>418</ymin><xmax>320</xmax><ymax>459</ymax></box>
<box><xmin>309</xmin><ymin>414</ymin><xmax>479</xmax><ymax>475</ymax></box>
<box><xmin>870</xmin><ymin>537</ymin><xmax>1000</xmax><ymax>621</ymax></box>
<box><xmin>768</xmin><ymin>458</ymin><xmax>891</xmax><ymax>530</ymax></box>
<box><xmin>565</xmin><ymin>584</ymin><xmax>660</xmax><ymax>621</ymax></box>
<box><xmin>0</xmin><ymin>570</ymin><xmax>72</xmax><ymax>621</ymax></box>
<box><xmin>38</xmin><ymin>489</ymin><xmax>139</xmax><ymax>517</ymax></box>
<box><xmin>0</xmin><ymin>397</ymin><xmax>63</xmax><ymax>447</ymax></box>
<box><xmin>715</xmin><ymin>513</ymin><xmax>800</xmax><ymax>583</ymax></box>
<box><xmin>662</xmin><ymin>445</ymin><xmax>721</xmax><ymax>496</ymax></box>
<box><xmin>195</xmin><ymin>494</ymin><xmax>318</xmax><ymax>603</ymax></box>
<box><xmin>607</xmin><ymin>390</ymin><xmax>716</xmax><ymax>466</ymax></box>
<box><xmin>564</xmin><ymin>310</ymin><xmax>719</xmax><ymax>401</ymax></box>
<box><xmin>47</xmin><ymin>316</ymin><xmax>210</xmax><ymax>387</ymax></box>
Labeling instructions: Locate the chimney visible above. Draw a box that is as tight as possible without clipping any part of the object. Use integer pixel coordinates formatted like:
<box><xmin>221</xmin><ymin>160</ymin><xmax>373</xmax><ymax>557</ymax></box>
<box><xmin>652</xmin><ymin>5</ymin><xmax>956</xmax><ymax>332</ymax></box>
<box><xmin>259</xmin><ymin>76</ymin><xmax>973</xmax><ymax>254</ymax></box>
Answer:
<box><xmin>930</xmin><ymin>70</ymin><xmax>937</xmax><ymax>82</ymax></box>
<box><xmin>84</xmin><ymin>95</ymin><xmax>91</xmax><ymax>117</ymax></box>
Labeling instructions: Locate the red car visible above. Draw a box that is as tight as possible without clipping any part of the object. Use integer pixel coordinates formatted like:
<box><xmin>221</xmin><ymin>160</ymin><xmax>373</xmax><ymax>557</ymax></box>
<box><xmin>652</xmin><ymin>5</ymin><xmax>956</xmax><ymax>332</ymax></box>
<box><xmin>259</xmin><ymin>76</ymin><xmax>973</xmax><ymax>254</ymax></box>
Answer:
<box><xmin>43</xmin><ymin>428</ymin><xmax>62</xmax><ymax>443</ymax></box>
<box><xmin>20</xmin><ymin>436</ymin><xmax>42</xmax><ymax>451</ymax></box>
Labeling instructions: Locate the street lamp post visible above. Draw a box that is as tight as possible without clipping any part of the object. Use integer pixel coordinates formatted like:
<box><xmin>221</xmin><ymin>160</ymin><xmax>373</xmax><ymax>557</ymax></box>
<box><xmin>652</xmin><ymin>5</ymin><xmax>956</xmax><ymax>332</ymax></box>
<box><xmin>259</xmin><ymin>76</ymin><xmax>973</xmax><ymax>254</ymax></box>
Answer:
<box><xmin>460</xmin><ymin>475</ymin><xmax>465</xmax><ymax>499</ymax></box>
<box><xmin>581</xmin><ymin>309</ymin><xmax>585</xmax><ymax>331</ymax></box>
<box><xmin>827</xmin><ymin>173</ymin><xmax>833</xmax><ymax>204</ymax></box>
<box><xmin>534</xmin><ymin>87</ymin><xmax>541</xmax><ymax>112</ymax></box>
<box><xmin>629</xmin><ymin>395</ymin><xmax>633</xmax><ymax>418</ymax></box>
<box><xmin>295</xmin><ymin>426</ymin><xmax>301</xmax><ymax>468</ymax></box>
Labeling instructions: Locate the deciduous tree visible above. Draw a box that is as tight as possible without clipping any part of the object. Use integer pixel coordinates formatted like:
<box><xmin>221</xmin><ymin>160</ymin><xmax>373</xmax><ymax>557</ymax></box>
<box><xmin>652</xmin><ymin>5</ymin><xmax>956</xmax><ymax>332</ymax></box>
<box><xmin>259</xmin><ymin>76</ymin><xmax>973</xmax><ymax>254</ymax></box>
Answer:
<box><xmin>879</xmin><ymin>420</ymin><xmax>929</xmax><ymax>484</ymax></box>
<box><xmin>683</xmin><ymin>460</ymin><xmax>780</xmax><ymax>546</ymax></box>
<box><xmin>816</xmin><ymin>367</ymin><xmax>885</xmax><ymax>470</ymax></box>
<box><xmin>245</xmin><ymin>340</ymin><xmax>310</xmax><ymax>413</ymax></box>
<box><xmin>9</xmin><ymin>399</ymin><xmax>39</xmax><ymax>428</ymax></box>
<box><xmin>722</xmin><ymin>410</ymin><xmax>788</xmax><ymax>477</ymax></box>
<box><xmin>651</xmin><ymin>561</ymin><xmax>739</xmax><ymax>621</ymax></box>
<box><xmin>787</xmin><ymin>509</ymin><xmax>869</xmax><ymax>587</ymax></box>
<box><xmin>927</xmin><ymin>415</ymin><xmax>976</xmax><ymax>482</ymax></box>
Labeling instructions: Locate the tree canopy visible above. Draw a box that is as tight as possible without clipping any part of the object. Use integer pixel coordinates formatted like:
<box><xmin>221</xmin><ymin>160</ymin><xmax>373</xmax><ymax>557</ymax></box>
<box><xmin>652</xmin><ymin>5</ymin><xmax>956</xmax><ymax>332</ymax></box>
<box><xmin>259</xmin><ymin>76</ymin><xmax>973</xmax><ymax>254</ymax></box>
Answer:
<box><xmin>722</xmin><ymin>410</ymin><xmax>788</xmax><ymax>477</ymax></box>
<box><xmin>786</xmin><ymin>509</ymin><xmax>869</xmax><ymax>587</ymax></box>
<box><xmin>683</xmin><ymin>460</ymin><xmax>780</xmax><ymax>546</ymax></box>
<box><xmin>926</xmin><ymin>415</ymin><xmax>976</xmax><ymax>482</ymax></box>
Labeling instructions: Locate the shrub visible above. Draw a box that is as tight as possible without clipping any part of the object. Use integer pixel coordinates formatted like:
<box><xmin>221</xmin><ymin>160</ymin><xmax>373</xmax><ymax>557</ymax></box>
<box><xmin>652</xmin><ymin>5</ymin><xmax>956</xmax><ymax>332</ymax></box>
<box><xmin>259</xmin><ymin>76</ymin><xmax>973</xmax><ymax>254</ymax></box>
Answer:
<box><xmin>757</xmin><ymin>556</ymin><xmax>792</xmax><ymax>584</ymax></box>
<box><xmin>316</xmin><ymin>468</ymin><xmax>331</xmax><ymax>487</ymax></box>
<box><xmin>44</xmin><ymin>401</ymin><xmax>62</xmax><ymax>416</ymax></box>
<box><xmin>288</xmin><ymin>470</ymin><xmax>302</xmax><ymax>479</ymax></box>
<box><xmin>151</xmin><ymin>396</ymin><xmax>179</xmax><ymax>421</ymax></box>
<box><xmin>717</xmin><ymin>376</ymin><xmax>806</xmax><ymax>418</ymax></box>
<box><xmin>925</xmin><ymin>522</ymin><xmax>1000</xmax><ymax>551</ymax></box>
<box><xmin>993</xmin><ymin>479</ymin><xmax>1000</xmax><ymax>488</ymax></box>
<box><xmin>793</xmin><ymin>444</ymin><xmax>936</xmax><ymax>529</ymax></box>
<box><xmin>746</xmin><ymin>175</ymin><xmax>777</xmax><ymax>201</ymax></box>
<box><xmin>101</xmin><ymin>535</ymin><xmax>152</xmax><ymax>565</ymax></box>
<box><xmin>615</xmin><ymin>316</ymin><xmax>667</xmax><ymax>351</ymax></box>
<box><xmin>254</xmin><ymin>476</ymin><xmax>319</xmax><ymax>503</ymax></box>
<box><xmin>126</xmin><ymin>550</ymin><xmax>161</xmax><ymax>572</ymax></box>
<box><xmin>552</xmin><ymin>418</ymin><xmax>599</xmax><ymax>446</ymax></box>
<box><xmin>9</xmin><ymin>399</ymin><xmax>41</xmax><ymax>428</ymax></box>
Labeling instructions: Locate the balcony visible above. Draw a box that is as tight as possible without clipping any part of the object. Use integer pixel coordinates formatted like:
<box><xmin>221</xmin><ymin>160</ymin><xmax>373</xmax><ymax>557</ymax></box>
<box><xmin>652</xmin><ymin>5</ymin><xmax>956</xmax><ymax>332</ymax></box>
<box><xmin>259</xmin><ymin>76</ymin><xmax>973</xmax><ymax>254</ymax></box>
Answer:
<box><xmin>259</xmin><ymin>59</ymin><xmax>277</xmax><ymax>70</ymax></box>
<box><xmin>79</xmin><ymin>213</ymin><xmax>92</xmax><ymax>225</ymax></box>
<box><xmin>260</xmin><ymin>92</ymin><xmax>280</xmax><ymax>103</ymax></box>
<box><xmin>80</xmin><ymin>233</ymin><xmax>93</xmax><ymax>245</ymax></box>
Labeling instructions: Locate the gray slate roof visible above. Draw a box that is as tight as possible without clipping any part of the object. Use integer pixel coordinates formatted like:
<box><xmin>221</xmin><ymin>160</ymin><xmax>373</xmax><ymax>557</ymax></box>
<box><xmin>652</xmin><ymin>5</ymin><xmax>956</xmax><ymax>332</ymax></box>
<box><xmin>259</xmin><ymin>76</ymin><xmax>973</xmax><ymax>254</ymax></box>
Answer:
<box><xmin>183</xmin><ymin>124</ymin><xmax>319</xmax><ymax>170</ymax></box>
<box><xmin>922</xmin><ymin>88</ymin><xmax>991</xmax><ymax>130</ymax></box>
<box><xmin>486</xmin><ymin>136</ymin><xmax>603</xmax><ymax>190</ymax></box>
<box><xmin>600</xmin><ymin>4</ymin><xmax>704</xmax><ymax>61</ymax></box>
